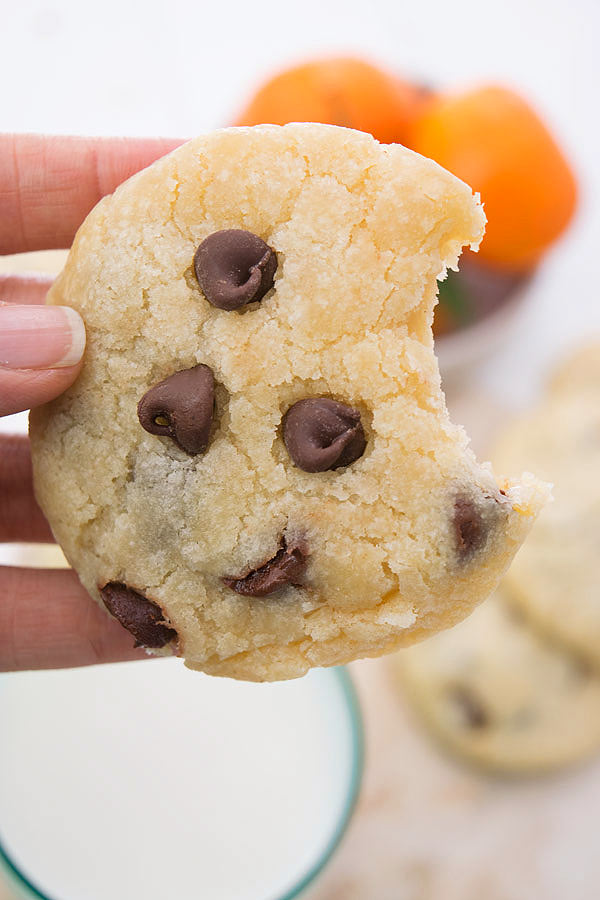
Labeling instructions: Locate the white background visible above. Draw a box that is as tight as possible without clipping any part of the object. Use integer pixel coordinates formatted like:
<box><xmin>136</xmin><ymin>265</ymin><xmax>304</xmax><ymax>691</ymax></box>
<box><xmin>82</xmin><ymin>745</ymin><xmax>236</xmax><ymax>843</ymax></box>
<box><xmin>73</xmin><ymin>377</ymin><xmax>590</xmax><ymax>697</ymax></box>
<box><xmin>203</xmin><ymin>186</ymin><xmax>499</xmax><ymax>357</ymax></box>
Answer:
<box><xmin>1</xmin><ymin>0</ymin><xmax>599</xmax><ymax>406</ymax></box>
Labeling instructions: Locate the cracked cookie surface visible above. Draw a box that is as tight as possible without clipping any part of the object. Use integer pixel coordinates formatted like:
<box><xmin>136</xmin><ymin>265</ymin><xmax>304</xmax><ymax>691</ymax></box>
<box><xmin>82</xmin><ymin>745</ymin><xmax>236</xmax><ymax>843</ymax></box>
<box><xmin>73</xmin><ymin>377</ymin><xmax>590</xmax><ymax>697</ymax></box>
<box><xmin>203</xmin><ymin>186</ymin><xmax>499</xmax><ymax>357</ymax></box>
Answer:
<box><xmin>29</xmin><ymin>124</ymin><xmax>546</xmax><ymax>681</ymax></box>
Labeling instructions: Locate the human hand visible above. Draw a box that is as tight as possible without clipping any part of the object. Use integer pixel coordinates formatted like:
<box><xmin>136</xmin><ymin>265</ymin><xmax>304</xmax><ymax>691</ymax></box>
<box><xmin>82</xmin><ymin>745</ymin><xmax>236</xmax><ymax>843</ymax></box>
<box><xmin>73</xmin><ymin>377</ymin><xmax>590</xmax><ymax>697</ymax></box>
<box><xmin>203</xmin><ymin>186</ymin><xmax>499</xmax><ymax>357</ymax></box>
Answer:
<box><xmin>0</xmin><ymin>134</ymin><xmax>181</xmax><ymax>671</ymax></box>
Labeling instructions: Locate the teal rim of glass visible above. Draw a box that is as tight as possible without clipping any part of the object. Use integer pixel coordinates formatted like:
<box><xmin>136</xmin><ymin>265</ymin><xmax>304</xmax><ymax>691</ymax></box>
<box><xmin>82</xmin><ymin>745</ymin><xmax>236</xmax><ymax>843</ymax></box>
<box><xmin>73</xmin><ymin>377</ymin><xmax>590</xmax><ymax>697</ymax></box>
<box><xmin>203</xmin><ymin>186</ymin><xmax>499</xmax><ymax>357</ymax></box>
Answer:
<box><xmin>0</xmin><ymin>665</ymin><xmax>365</xmax><ymax>900</ymax></box>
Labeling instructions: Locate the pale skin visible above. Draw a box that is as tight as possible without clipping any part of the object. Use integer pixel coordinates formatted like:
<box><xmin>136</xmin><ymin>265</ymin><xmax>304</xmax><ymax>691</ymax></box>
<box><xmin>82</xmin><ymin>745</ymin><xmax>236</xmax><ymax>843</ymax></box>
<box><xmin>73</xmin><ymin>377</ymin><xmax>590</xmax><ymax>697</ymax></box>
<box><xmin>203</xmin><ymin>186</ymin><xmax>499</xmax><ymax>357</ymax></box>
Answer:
<box><xmin>0</xmin><ymin>134</ymin><xmax>182</xmax><ymax>671</ymax></box>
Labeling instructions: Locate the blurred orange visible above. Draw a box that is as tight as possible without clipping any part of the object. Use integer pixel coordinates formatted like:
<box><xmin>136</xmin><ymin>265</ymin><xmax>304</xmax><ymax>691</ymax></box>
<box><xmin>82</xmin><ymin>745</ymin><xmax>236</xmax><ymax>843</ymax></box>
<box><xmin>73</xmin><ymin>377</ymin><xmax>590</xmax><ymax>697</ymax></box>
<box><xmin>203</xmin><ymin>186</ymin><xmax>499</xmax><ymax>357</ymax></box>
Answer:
<box><xmin>233</xmin><ymin>57</ymin><xmax>430</xmax><ymax>146</ymax></box>
<box><xmin>410</xmin><ymin>86</ymin><xmax>578</xmax><ymax>271</ymax></box>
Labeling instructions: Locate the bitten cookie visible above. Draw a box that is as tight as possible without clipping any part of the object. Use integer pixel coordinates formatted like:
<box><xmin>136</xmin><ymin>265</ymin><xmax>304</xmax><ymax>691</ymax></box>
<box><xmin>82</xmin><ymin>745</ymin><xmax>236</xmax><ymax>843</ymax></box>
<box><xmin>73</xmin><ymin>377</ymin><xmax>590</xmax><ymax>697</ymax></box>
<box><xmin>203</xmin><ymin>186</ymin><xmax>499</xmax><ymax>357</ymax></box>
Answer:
<box><xmin>494</xmin><ymin>373</ymin><xmax>600</xmax><ymax>669</ymax></box>
<box><xmin>29</xmin><ymin>124</ymin><xmax>546</xmax><ymax>681</ymax></box>
<box><xmin>393</xmin><ymin>591</ymin><xmax>600</xmax><ymax>774</ymax></box>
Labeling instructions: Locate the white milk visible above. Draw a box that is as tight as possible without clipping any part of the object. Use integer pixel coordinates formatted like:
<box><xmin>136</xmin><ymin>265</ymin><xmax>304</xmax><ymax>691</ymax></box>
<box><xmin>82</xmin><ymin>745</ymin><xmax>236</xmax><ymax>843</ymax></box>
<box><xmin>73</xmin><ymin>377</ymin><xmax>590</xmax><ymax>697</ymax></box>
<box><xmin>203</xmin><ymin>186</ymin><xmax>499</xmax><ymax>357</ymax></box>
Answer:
<box><xmin>0</xmin><ymin>661</ymin><xmax>361</xmax><ymax>900</ymax></box>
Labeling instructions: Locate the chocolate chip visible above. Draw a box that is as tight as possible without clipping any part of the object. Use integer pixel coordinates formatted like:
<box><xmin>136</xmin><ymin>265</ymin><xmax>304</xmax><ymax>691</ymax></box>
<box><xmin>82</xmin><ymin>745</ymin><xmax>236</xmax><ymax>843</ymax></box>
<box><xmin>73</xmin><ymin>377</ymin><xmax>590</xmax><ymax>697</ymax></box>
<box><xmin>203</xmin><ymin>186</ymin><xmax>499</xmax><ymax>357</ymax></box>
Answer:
<box><xmin>283</xmin><ymin>398</ymin><xmax>366</xmax><ymax>472</ymax></box>
<box><xmin>222</xmin><ymin>538</ymin><xmax>309</xmax><ymax>597</ymax></box>
<box><xmin>100</xmin><ymin>582</ymin><xmax>177</xmax><ymax>648</ymax></box>
<box><xmin>194</xmin><ymin>229</ymin><xmax>278</xmax><ymax>310</ymax></box>
<box><xmin>569</xmin><ymin>656</ymin><xmax>593</xmax><ymax>682</ymax></box>
<box><xmin>453</xmin><ymin>495</ymin><xmax>489</xmax><ymax>562</ymax></box>
<box><xmin>449</xmin><ymin>684</ymin><xmax>489</xmax><ymax>730</ymax></box>
<box><xmin>137</xmin><ymin>364</ymin><xmax>215</xmax><ymax>456</ymax></box>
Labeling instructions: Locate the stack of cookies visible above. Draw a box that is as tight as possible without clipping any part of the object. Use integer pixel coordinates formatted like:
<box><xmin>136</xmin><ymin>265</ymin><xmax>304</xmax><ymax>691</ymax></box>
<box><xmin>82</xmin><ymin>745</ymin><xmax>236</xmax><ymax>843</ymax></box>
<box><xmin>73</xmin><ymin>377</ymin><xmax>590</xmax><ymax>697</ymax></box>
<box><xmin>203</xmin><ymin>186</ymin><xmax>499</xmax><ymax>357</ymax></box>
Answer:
<box><xmin>393</xmin><ymin>341</ymin><xmax>600</xmax><ymax>774</ymax></box>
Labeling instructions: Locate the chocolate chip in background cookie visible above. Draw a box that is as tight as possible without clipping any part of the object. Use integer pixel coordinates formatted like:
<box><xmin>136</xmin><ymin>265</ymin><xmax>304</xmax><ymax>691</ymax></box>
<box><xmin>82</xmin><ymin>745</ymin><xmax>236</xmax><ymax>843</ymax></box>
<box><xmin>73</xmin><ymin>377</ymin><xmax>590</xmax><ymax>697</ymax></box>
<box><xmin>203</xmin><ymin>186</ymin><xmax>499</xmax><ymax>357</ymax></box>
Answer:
<box><xmin>137</xmin><ymin>364</ymin><xmax>215</xmax><ymax>455</ymax></box>
<box><xmin>100</xmin><ymin>582</ymin><xmax>177</xmax><ymax>648</ymax></box>
<box><xmin>283</xmin><ymin>398</ymin><xmax>366</xmax><ymax>472</ymax></box>
<box><xmin>194</xmin><ymin>229</ymin><xmax>278</xmax><ymax>310</ymax></box>
<box><xmin>223</xmin><ymin>537</ymin><xmax>309</xmax><ymax>597</ymax></box>
<box><xmin>448</xmin><ymin>683</ymin><xmax>490</xmax><ymax>730</ymax></box>
<box><xmin>568</xmin><ymin>655</ymin><xmax>594</xmax><ymax>683</ymax></box>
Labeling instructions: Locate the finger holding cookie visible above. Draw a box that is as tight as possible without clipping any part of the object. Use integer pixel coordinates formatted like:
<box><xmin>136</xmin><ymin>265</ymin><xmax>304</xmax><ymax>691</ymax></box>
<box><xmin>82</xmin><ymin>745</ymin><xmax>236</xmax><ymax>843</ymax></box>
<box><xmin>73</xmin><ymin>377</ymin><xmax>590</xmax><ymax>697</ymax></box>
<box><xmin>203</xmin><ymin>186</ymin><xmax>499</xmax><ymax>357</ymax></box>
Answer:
<box><xmin>0</xmin><ymin>134</ymin><xmax>181</xmax><ymax>670</ymax></box>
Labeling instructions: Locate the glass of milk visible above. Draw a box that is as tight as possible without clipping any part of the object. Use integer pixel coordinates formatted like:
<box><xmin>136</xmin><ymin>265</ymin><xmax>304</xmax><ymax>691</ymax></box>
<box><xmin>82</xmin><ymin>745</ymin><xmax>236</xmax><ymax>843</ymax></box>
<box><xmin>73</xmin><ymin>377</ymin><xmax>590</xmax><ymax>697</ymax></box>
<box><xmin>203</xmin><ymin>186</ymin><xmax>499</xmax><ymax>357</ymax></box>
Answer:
<box><xmin>0</xmin><ymin>658</ymin><xmax>363</xmax><ymax>900</ymax></box>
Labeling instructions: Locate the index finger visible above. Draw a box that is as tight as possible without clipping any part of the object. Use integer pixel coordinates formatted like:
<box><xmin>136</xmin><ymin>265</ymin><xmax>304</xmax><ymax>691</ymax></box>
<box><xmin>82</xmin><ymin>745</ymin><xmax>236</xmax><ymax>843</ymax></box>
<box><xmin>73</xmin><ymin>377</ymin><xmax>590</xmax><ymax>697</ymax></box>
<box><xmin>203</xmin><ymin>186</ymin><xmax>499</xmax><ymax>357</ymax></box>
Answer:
<box><xmin>0</xmin><ymin>134</ymin><xmax>183</xmax><ymax>255</ymax></box>
<box><xmin>0</xmin><ymin>566</ymin><xmax>147</xmax><ymax>671</ymax></box>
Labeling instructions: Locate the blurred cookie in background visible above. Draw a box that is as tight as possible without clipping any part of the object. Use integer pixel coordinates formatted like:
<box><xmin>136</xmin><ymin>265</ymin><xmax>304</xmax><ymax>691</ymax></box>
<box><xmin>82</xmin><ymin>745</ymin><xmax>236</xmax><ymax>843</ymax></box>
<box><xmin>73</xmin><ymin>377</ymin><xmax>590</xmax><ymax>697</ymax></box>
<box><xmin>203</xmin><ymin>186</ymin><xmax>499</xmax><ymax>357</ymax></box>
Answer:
<box><xmin>548</xmin><ymin>341</ymin><xmax>600</xmax><ymax>399</ymax></box>
<box><xmin>393</xmin><ymin>341</ymin><xmax>600</xmax><ymax>775</ymax></box>
<box><xmin>495</xmin><ymin>349</ymin><xmax>600</xmax><ymax>669</ymax></box>
<box><xmin>391</xmin><ymin>590</ymin><xmax>600</xmax><ymax>774</ymax></box>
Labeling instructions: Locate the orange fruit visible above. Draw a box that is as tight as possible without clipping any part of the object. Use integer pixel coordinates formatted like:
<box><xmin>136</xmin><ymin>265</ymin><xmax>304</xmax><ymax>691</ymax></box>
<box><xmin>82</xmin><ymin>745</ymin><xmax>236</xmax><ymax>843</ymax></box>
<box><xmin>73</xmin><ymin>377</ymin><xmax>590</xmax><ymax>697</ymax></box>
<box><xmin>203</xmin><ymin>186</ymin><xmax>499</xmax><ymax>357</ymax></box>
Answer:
<box><xmin>233</xmin><ymin>57</ymin><xmax>430</xmax><ymax>146</ymax></box>
<box><xmin>410</xmin><ymin>86</ymin><xmax>578</xmax><ymax>271</ymax></box>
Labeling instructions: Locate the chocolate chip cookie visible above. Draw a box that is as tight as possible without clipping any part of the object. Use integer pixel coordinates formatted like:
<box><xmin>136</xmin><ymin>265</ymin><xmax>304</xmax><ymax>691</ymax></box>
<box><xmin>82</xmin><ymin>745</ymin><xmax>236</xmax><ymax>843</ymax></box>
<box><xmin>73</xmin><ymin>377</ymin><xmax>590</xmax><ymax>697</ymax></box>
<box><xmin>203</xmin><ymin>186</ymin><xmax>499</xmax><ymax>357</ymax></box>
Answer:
<box><xmin>393</xmin><ymin>591</ymin><xmax>600</xmax><ymax>773</ymax></box>
<box><xmin>29</xmin><ymin>124</ymin><xmax>546</xmax><ymax>681</ymax></box>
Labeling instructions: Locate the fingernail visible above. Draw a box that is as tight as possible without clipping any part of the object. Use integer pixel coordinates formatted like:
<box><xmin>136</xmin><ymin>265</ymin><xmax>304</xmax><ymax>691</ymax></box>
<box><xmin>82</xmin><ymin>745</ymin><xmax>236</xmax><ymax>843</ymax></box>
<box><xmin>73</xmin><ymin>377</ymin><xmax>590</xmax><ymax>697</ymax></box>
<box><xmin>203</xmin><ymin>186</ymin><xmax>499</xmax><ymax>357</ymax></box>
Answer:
<box><xmin>0</xmin><ymin>305</ymin><xmax>86</xmax><ymax>369</ymax></box>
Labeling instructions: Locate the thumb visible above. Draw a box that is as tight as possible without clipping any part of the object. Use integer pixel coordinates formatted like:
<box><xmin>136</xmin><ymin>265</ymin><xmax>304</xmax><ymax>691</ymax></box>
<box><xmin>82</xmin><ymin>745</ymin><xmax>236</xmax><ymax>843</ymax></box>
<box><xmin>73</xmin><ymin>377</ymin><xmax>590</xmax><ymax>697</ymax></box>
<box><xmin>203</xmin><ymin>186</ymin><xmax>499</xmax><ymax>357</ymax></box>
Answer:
<box><xmin>0</xmin><ymin>303</ymin><xmax>86</xmax><ymax>416</ymax></box>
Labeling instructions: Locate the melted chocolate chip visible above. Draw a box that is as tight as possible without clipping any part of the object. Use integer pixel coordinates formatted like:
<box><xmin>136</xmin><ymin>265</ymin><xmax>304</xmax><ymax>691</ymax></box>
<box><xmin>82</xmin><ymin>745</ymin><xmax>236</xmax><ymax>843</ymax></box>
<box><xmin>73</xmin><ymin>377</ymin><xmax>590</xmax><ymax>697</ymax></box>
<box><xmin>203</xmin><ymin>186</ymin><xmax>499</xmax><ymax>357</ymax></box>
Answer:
<box><xmin>449</xmin><ymin>684</ymin><xmax>489</xmax><ymax>730</ymax></box>
<box><xmin>453</xmin><ymin>495</ymin><xmax>489</xmax><ymax>562</ymax></box>
<box><xmin>194</xmin><ymin>229</ymin><xmax>278</xmax><ymax>310</ymax></box>
<box><xmin>222</xmin><ymin>538</ymin><xmax>309</xmax><ymax>597</ymax></box>
<box><xmin>100</xmin><ymin>582</ymin><xmax>177</xmax><ymax>648</ymax></box>
<box><xmin>137</xmin><ymin>364</ymin><xmax>214</xmax><ymax>456</ymax></box>
<box><xmin>283</xmin><ymin>398</ymin><xmax>366</xmax><ymax>472</ymax></box>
